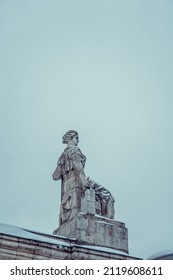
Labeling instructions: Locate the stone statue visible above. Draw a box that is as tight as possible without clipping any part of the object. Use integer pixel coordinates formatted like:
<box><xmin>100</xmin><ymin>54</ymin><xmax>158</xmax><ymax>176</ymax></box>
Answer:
<box><xmin>52</xmin><ymin>130</ymin><xmax>115</xmax><ymax>225</ymax></box>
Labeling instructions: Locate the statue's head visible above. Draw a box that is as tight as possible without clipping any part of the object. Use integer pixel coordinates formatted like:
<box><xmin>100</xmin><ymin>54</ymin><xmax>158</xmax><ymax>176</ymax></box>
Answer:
<box><xmin>62</xmin><ymin>130</ymin><xmax>79</xmax><ymax>145</ymax></box>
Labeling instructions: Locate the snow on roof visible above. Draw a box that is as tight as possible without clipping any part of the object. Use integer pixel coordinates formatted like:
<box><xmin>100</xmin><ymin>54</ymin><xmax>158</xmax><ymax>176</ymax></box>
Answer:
<box><xmin>0</xmin><ymin>223</ymin><xmax>71</xmax><ymax>247</ymax></box>
<box><xmin>147</xmin><ymin>250</ymin><xmax>173</xmax><ymax>260</ymax></box>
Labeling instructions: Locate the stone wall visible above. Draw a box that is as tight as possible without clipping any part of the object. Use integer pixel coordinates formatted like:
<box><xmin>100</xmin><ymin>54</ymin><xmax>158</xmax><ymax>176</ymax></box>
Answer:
<box><xmin>0</xmin><ymin>224</ymin><xmax>140</xmax><ymax>260</ymax></box>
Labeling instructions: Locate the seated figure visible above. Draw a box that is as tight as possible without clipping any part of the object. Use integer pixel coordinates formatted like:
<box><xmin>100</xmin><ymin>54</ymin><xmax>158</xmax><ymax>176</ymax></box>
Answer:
<box><xmin>52</xmin><ymin>130</ymin><xmax>115</xmax><ymax>225</ymax></box>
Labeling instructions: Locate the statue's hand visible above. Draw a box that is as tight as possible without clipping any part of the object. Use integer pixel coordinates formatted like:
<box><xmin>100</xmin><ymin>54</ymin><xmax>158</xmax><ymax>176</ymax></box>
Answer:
<box><xmin>52</xmin><ymin>173</ymin><xmax>57</xmax><ymax>180</ymax></box>
<box><xmin>52</xmin><ymin>166</ymin><xmax>61</xmax><ymax>181</ymax></box>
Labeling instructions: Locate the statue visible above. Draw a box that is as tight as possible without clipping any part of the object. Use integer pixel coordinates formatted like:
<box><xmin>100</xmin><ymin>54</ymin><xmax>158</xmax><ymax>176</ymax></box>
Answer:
<box><xmin>52</xmin><ymin>130</ymin><xmax>115</xmax><ymax>225</ymax></box>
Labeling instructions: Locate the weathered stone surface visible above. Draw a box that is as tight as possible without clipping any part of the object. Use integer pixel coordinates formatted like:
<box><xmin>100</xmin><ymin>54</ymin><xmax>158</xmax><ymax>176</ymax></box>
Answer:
<box><xmin>71</xmin><ymin>246</ymin><xmax>131</xmax><ymax>260</ymax></box>
<box><xmin>81</xmin><ymin>188</ymin><xmax>96</xmax><ymax>215</ymax></box>
<box><xmin>0</xmin><ymin>225</ymin><xmax>140</xmax><ymax>260</ymax></box>
<box><xmin>54</xmin><ymin>210</ymin><xmax>128</xmax><ymax>253</ymax></box>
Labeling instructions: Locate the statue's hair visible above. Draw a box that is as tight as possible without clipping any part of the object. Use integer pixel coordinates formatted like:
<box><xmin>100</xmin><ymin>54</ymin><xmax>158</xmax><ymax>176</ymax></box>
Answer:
<box><xmin>62</xmin><ymin>130</ymin><xmax>78</xmax><ymax>144</ymax></box>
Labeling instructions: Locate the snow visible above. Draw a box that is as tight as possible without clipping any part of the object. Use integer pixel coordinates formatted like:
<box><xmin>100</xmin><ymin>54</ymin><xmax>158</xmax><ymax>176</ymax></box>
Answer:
<box><xmin>95</xmin><ymin>214</ymin><xmax>112</xmax><ymax>220</ymax></box>
<box><xmin>0</xmin><ymin>223</ymin><xmax>71</xmax><ymax>247</ymax></box>
<box><xmin>96</xmin><ymin>220</ymin><xmax>114</xmax><ymax>226</ymax></box>
<box><xmin>147</xmin><ymin>250</ymin><xmax>173</xmax><ymax>260</ymax></box>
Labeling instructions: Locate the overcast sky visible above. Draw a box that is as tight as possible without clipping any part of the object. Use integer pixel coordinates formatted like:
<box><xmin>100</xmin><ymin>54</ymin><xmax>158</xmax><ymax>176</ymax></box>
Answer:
<box><xmin>0</xmin><ymin>0</ymin><xmax>173</xmax><ymax>259</ymax></box>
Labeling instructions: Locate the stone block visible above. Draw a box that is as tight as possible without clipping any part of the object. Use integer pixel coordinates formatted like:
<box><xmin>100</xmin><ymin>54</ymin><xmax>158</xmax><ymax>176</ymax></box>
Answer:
<box><xmin>0</xmin><ymin>252</ymin><xmax>17</xmax><ymax>259</ymax></box>
<box><xmin>33</xmin><ymin>254</ymin><xmax>50</xmax><ymax>260</ymax></box>
<box><xmin>81</xmin><ymin>188</ymin><xmax>96</xmax><ymax>215</ymax></box>
<box><xmin>50</xmin><ymin>248</ymin><xmax>70</xmax><ymax>260</ymax></box>
<box><xmin>0</xmin><ymin>248</ymin><xmax>17</xmax><ymax>257</ymax></box>
<box><xmin>16</xmin><ymin>251</ymin><xmax>33</xmax><ymax>259</ymax></box>
<box><xmin>1</xmin><ymin>238</ymin><xmax>19</xmax><ymax>250</ymax></box>
<box><xmin>54</xmin><ymin>212</ymin><xmax>128</xmax><ymax>253</ymax></box>
<box><xmin>34</xmin><ymin>245</ymin><xmax>52</xmax><ymax>258</ymax></box>
<box><xmin>95</xmin><ymin>233</ymin><xmax>104</xmax><ymax>245</ymax></box>
<box><xmin>18</xmin><ymin>242</ymin><xmax>36</xmax><ymax>253</ymax></box>
<box><xmin>76</xmin><ymin>216</ymin><xmax>88</xmax><ymax>230</ymax></box>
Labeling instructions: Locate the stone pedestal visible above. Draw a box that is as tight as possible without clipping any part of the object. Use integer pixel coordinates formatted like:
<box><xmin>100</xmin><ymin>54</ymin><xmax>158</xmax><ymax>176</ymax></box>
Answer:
<box><xmin>54</xmin><ymin>212</ymin><xmax>128</xmax><ymax>253</ymax></box>
<box><xmin>53</xmin><ymin>189</ymin><xmax>128</xmax><ymax>253</ymax></box>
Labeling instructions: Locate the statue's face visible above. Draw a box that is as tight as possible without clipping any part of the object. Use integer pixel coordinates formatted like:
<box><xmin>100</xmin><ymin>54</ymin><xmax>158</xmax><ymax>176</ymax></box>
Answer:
<box><xmin>72</xmin><ymin>135</ymin><xmax>79</xmax><ymax>146</ymax></box>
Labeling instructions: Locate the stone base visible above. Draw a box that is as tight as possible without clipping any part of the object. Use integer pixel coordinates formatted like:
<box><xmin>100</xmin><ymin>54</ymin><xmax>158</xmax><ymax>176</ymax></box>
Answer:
<box><xmin>53</xmin><ymin>212</ymin><xmax>128</xmax><ymax>253</ymax></box>
<box><xmin>0</xmin><ymin>224</ymin><xmax>140</xmax><ymax>260</ymax></box>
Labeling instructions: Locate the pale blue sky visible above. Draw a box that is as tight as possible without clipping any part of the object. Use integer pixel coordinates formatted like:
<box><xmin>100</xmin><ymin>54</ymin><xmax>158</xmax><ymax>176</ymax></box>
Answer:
<box><xmin>0</xmin><ymin>0</ymin><xmax>173</xmax><ymax>259</ymax></box>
